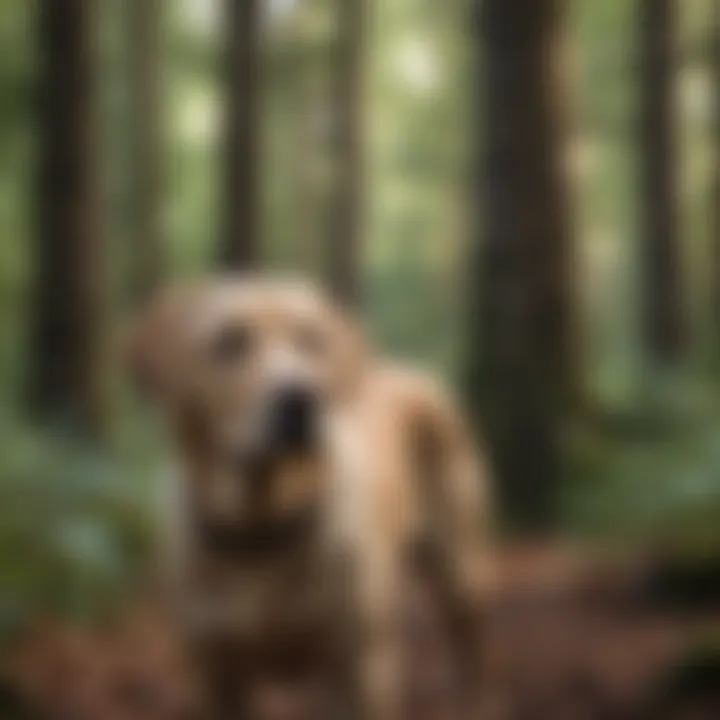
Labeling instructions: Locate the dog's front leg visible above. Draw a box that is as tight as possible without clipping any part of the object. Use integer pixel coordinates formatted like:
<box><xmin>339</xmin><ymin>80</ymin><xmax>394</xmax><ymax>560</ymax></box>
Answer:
<box><xmin>193</xmin><ymin>636</ymin><xmax>251</xmax><ymax>720</ymax></box>
<box><xmin>347</xmin><ymin>548</ymin><xmax>404</xmax><ymax>720</ymax></box>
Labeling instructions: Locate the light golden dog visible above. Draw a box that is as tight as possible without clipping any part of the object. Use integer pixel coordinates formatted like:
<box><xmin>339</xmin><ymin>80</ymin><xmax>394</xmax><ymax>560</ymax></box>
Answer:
<box><xmin>129</xmin><ymin>276</ymin><xmax>492</xmax><ymax>720</ymax></box>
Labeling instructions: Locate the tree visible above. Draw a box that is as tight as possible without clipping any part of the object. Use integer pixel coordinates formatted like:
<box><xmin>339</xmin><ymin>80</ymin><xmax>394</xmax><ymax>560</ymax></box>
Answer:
<box><xmin>468</xmin><ymin>0</ymin><xmax>574</xmax><ymax>532</ymax></box>
<box><xmin>713</xmin><ymin>0</ymin><xmax>720</xmax><ymax>352</ymax></box>
<box><xmin>325</xmin><ymin>0</ymin><xmax>365</xmax><ymax>306</ymax></box>
<box><xmin>639</xmin><ymin>0</ymin><xmax>685</xmax><ymax>364</ymax></box>
<box><xmin>220</xmin><ymin>0</ymin><xmax>262</xmax><ymax>269</ymax></box>
<box><xmin>127</xmin><ymin>0</ymin><xmax>164</xmax><ymax>301</ymax></box>
<box><xmin>28</xmin><ymin>0</ymin><xmax>107</xmax><ymax>436</ymax></box>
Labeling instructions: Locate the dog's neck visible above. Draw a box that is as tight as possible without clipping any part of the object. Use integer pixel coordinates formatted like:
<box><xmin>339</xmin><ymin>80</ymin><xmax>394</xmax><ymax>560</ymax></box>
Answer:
<box><xmin>192</xmin><ymin>501</ymin><xmax>321</xmax><ymax>564</ymax></box>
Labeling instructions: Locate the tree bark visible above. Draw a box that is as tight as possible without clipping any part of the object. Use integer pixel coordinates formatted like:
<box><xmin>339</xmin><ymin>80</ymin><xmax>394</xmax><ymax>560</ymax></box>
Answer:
<box><xmin>127</xmin><ymin>0</ymin><xmax>164</xmax><ymax>301</ymax></box>
<box><xmin>468</xmin><ymin>0</ymin><xmax>574</xmax><ymax>532</ymax></box>
<box><xmin>639</xmin><ymin>0</ymin><xmax>685</xmax><ymax>364</ymax></box>
<box><xmin>28</xmin><ymin>0</ymin><xmax>107</xmax><ymax>437</ymax></box>
<box><xmin>325</xmin><ymin>0</ymin><xmax>365</xmax><ymax>306</ymax></box>
<box><xmin>712</xmin><ymin>0</ymin><xmax>720</xmax><ymax>353</ymax></box>
<box><xmin>220</xmin><ymin>0</ymin><xmax>262</xmax><ymax>270</ymax></box>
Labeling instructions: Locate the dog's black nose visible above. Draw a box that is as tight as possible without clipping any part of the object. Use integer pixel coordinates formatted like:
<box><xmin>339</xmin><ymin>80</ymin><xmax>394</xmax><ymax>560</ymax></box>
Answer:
<box><xmin>271</xmin><ymin>385</ymin><xmax>318</xmax><ymax>451</ymax></box>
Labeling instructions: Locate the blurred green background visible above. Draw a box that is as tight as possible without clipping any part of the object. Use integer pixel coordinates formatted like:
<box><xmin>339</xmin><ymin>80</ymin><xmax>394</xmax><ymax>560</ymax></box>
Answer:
<box><xmin>0</xmin><ymin>0</ymin><xmax>719</xmax><ymax>630</ymax></box>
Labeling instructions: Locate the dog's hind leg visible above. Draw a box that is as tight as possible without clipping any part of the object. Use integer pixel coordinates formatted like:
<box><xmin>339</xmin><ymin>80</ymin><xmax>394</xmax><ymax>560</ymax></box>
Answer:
<box><xmin>413</xmin><ymin>383</ymin><xmax>495</xmax><ymax>720</ymax></box>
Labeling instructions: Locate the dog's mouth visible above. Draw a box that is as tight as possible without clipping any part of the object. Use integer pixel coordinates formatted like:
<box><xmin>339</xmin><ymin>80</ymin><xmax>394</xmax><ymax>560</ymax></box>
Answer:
<box><xmin>199</xmin><ymin>385</ymin><xmax>326</xmax><ymax>561</ymax></box>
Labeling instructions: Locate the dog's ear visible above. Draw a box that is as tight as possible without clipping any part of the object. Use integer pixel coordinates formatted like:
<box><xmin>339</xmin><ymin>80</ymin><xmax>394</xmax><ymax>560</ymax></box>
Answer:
<box><xmin>125</xmin><ymin>285</ymin><xmax>202</xmax><ymax>400</ymax></box>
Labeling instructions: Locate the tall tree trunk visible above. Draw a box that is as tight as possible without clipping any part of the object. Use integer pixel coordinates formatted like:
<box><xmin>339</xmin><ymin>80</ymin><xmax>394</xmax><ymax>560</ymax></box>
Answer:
<box><xmin>326</xmin><ymin>0</ymin><xmax>365</xmax><ymax>306</ymax></box>
<box><xmin>468</xmin><ymin>0</ymin><xmax>573</xmax><ymax>532</ymax></box>
<box><xmin>127</xmin><ymin>0</ymin><xmax>163</xmax><ymax>301</ymax></box>
<box><xmin>639</xmin><ymin>0</ymin><xmax>685</xmax><ymax>364</ymax></box>
<box><xmin>29</xmin><ymin>0</ymin><xmax>106</xmax><ymax>437</ymax></box>
<box><xmin>220</xmin><ymin>0</ymin><xmax>262</xmax><ymax>269</ymax></box>
<box><xmin>713</xmin><ymin>0</ymin><xmax>720</xmax><ymax>353</ymax></box>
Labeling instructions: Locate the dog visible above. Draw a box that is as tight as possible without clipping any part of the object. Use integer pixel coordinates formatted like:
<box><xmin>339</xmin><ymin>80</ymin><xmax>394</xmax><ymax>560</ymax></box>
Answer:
<box><xmin>128</xmin><ymin>276</ymin><xmax>492</xmax><ymax>720</ymax></box>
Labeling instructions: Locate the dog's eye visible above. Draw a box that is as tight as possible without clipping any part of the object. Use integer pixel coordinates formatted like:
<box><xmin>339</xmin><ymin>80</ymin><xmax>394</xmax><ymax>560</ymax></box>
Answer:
<box><xmin>295</xmin><ymin>324</ymin><xmax>327</xmax><ymax>357</ymax></box>
<box><xmin>211</xmin><ymin>324</ymin><xmax>252</xmax><ymax>363</ymax></box>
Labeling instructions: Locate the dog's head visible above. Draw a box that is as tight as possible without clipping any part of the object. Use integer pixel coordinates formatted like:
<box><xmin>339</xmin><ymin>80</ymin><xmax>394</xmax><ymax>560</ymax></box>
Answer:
<box><xmin>127</xmin><ymin>276</ymin><xmax>367</xmax><ymax>531</ymax></box>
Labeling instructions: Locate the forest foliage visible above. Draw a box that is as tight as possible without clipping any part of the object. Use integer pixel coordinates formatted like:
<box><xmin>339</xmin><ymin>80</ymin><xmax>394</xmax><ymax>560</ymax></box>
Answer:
<box><xmin>0</xmin><ymin>0</ymin><xmax>718</xmax><ymax>629</ymax></box>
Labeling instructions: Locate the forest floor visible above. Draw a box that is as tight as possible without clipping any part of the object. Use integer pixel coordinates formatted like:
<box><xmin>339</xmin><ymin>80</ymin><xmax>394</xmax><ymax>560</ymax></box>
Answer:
<box><xmin>473</xmin><ymin>544</ymin><xmax>720</xmax><ymax>720</ymax></box>
<box><xmin>5</xmin><ymin>543</ymin><xmax>720</xmax><ymax>720</ymax></box>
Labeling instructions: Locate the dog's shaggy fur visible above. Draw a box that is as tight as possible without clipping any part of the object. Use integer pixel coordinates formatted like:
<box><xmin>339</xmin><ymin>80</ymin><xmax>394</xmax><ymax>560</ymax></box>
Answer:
<box><xmin>129</xmin><ymin>276</ymin><xmax>492</xmax><ymax>720</ymax></box>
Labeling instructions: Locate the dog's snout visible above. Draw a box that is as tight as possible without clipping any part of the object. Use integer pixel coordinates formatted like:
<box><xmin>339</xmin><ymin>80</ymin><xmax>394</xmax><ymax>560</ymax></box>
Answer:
<box><xmin>272</xmin><ymin>385</ymin><xmax>318</xmax><ymax>451</ymax></box>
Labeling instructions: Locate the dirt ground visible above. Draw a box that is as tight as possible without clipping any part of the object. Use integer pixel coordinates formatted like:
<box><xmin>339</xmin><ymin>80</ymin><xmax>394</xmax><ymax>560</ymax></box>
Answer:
<box><xmin>5</xmin><ymin>545</ymin><xmax>720</xmax><ymax>720</ymax></box>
